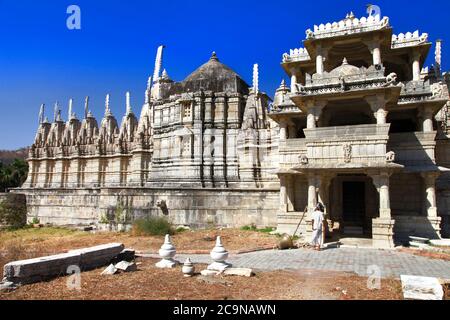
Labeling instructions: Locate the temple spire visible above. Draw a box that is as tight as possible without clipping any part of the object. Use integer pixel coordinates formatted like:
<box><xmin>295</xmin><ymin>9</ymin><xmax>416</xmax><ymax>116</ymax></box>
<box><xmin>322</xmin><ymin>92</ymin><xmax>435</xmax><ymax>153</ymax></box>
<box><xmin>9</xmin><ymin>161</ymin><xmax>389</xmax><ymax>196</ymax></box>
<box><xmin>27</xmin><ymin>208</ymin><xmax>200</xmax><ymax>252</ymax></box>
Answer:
<box><xmin>152</xmin><ymin>45</ymin><xmax>165</xmax><ymax>82</ymax></box>
<box><xmin>435</xmin><ymin>39</ymin><xmax>442</xmax><ymax>78</ymax></box>
<box><xmin>68</xmin><ymin>98</ymin><xmax>73</xmax><ymax>120</ymax></box>
<box><xmin>53</xmin><ymin>101</ymin><xmax>61</xmax><ymax>122</ymax></box>
<box><xmin>105</xmin><ymin>94</ymin><xmax>111</xmax><ymax>116</ymax></box>
<box><xmin>38</xmin><ymin>104</ymin><xmax>45</xmax><ymax>125</ymax></box>
<box><xmin>145</xmin><ymin>76</ymin><xmax>152</xmax><ymax>104</ymax></box>
<box><xmin>253</xmin><ymin>64</ymin><xmax>259</xmax><ymax>94</ymax></box>
<box><xmin>84</xmin><ymin>96</ymin><xmax>89</xmax><ymax>119</ymax></box>
<box><xmin>126</xmin><ymin>91</ymin><xmax>132</xmax><ymax>114</ymax></box>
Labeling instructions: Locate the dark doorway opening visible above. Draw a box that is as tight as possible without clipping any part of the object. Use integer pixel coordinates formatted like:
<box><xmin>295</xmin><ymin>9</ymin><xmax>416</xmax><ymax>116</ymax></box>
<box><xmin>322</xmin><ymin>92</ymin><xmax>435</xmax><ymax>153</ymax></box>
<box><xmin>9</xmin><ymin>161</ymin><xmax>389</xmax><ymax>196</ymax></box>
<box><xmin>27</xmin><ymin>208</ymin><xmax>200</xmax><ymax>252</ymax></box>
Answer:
<box><xmin>342</xmin><ymin>181</ymin><xmax>365</xmax><ymax>226</ymax></box>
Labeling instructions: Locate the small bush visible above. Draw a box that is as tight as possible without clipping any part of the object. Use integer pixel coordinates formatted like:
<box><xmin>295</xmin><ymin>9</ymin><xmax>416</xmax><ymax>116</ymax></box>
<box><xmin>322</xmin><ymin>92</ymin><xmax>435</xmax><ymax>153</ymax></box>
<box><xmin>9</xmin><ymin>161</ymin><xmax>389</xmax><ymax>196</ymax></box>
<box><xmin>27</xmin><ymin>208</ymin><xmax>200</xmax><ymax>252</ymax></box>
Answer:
<box><xmin>0</xmin><ymin>195</ymin><xmax>27</xmax><ymax>229</ymax></box>
<box><xmin>132</xmin><ymin>216</ymin><xmax>174</xmax><ymax>236</ymax></box>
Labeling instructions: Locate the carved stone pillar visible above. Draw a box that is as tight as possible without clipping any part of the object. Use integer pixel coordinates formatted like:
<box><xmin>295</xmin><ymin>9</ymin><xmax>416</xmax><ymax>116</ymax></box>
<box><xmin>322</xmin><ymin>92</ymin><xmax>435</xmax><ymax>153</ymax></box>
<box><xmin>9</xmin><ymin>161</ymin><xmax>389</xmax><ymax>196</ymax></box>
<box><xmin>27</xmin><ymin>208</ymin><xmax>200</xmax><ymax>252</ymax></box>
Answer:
<box><xmin>306</xmin><ymin>101</ymin><xmax>326</xmax><ymax>129</ymax></box>
<box><xmin>371</xmin><ymin>172</ymin><xmax>391</xmax><ymax>219</ymax></box>
<box><xmin>307</xmin><ymin>174</ymin><xmax>318</xmax><ymax>212</ymax></box>
<box><xmin>279</xmin><ymin>175</ymin><xmax>288</xmax><ymax>212</ymax></box>
<box><xmin>421</xmin><ymin>172</ymin><xmax>439</xmax><ymax>218</ymax></box>
<box><xmin>315</xmin><ymin>45</ymin><xmax>327</xmax><ymax>75</ymax></box>
<box><xmin>370</xmin><ymin>171</ymin><xmax>395</xmax><ymax>248</ymax></box>
<box><xmin>279</xmin><ymin>121</ymin><xmax>288</xmax><ymax>140</ymax></box>
<box><xmin>290</xmin><ymin>69</ymin><xmax>297</xmax><ymax>93</ymax></box>
<box><xmin>420</xmin><ymin>107</ymin><xmax>434</xmax><ymax>132</ymax></box>
<box><xmin>366</xmin><ymin>95</ymin><xmax>388</xmax><ymax>125</ymax></box>
<box><xmin>365</xmin><ymin>38</ymin><xmax>382</xmax><ymax>66</ymax></box>
<box><xmin>287</xmin><ymin>176</ymin><xmax>295</xmax><ymax>212</ymax></box>
<box><xmin>412</xmin><ymin>51</ymin><xmax>421</xmax><ymax>81</ymax></box>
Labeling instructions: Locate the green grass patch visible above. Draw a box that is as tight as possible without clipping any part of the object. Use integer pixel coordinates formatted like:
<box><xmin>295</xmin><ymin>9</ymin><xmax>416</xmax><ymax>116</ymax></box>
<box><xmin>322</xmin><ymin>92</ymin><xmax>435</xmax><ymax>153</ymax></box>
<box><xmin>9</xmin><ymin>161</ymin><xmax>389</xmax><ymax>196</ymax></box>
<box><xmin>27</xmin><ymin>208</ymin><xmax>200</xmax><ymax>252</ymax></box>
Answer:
<box><xmin>132</xmin><ymin>217</ymin><xmax>175</xmax><ymax>236</ymax></box>
<box><xmin>240</xmin><ymin>224</ymin><xmax>275</xmax><ymax>234</ymax></box>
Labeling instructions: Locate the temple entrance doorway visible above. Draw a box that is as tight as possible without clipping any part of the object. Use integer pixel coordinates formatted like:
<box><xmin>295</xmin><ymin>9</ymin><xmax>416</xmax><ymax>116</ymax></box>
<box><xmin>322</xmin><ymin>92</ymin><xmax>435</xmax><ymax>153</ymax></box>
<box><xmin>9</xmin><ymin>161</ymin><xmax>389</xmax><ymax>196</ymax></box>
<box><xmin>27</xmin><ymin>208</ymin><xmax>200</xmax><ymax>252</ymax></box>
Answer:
<box><xmin>329</xmin><ymin>174</ymin><xmax>377</xmax><ymax>238</ymax></box>
<box><xmin>342</xmin><ymin>181</ymin><xmax>365</xmax><ymax>229</ymax></box>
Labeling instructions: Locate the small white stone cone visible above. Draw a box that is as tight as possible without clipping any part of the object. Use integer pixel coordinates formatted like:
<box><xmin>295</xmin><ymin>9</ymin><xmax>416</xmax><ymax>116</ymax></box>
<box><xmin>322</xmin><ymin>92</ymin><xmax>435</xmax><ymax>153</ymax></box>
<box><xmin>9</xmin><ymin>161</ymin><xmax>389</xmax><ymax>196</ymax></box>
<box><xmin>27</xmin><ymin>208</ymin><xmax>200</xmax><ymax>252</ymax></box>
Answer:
<box><xmin>155</xmin><ymin>234</ymin><xmax>178</xmax><ymax>268</ymax></box>
<box><xmin>207</xmin><ymin>236</ymin><xmax>232</xmax><ymax>272</ymax></box>
<box><xmin>182</xmin><ymin>258</ymin><xmax>195</xmax><ymax>277</ymax></box>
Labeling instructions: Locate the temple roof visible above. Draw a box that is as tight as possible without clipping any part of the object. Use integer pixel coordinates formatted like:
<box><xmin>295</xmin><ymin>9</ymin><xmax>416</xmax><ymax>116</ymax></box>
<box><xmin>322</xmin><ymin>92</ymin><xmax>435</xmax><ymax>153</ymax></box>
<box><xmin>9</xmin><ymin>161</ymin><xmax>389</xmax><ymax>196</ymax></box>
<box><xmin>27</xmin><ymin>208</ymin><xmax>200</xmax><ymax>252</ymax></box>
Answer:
<box><xmin>181</xmin><ymin>52</ymin><xmax>249</xmax><ymax>94</ymax></box>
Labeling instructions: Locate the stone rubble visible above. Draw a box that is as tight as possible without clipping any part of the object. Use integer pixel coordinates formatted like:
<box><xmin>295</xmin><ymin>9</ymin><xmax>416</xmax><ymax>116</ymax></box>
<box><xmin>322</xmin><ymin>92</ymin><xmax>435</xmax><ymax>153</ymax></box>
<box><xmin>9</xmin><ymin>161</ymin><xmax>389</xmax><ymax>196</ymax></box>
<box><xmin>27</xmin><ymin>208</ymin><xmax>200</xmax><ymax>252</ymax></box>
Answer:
<box><xmin>115</xmin><ymin>261</ymin><xmax>137</xmax><ymax>272</ymax></box>
<box><xmin>401</xmin><ymin>275</ymin><xmax>444</xmax><ymax>300</ymax></box>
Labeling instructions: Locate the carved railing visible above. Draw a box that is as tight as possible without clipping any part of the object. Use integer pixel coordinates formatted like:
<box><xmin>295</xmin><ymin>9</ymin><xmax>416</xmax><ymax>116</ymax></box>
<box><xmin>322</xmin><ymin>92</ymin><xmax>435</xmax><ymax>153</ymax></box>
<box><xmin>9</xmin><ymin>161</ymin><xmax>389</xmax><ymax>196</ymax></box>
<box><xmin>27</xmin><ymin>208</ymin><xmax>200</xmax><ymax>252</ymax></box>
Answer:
<box><xmin>300</xmin><ymin>124</ymin><xmax>391</xmax><ymax>165</ymax></box>
<box><xmin>388</xmin><ymin>131</ymin><xmax>437</xmax><ymax>166</ymax></box>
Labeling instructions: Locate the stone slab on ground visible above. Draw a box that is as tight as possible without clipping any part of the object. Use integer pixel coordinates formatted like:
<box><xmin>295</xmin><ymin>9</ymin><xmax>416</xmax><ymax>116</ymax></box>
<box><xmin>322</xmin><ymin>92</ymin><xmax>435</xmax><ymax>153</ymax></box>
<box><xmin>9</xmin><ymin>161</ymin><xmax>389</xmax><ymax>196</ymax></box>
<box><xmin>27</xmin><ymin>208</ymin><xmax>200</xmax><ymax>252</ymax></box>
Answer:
<box><xmin>3</xmin><ymin>243</ymin><xmax>124</xmax><ymax>284</ymax></box>
<box><xmin>200</xmin><ymin>269</ymin><xmax>220</xmax><ymax>276</ymax></box>
<box><xmin>401</xmin><ymin>275</ymin><xmax>444</xmax><ymax>300</ymax></box>
<box><xmin>101</xmin><ymin>264</ymin><xmax>118</xmax><ymax>275</ymax></box>
<box><xmin>429</xmin><ymin>239</ymin><xmax>450</xmax><ymax>247</ymax></box>
<box><xmin>115</xmin><ymin>261</ymin><xmax>137</xmax><ymax>272</ymax></box>
<box><xmin>223</xmin><ymin>268</ymin><xmax>254</xmax><ymax>277</ymax></box>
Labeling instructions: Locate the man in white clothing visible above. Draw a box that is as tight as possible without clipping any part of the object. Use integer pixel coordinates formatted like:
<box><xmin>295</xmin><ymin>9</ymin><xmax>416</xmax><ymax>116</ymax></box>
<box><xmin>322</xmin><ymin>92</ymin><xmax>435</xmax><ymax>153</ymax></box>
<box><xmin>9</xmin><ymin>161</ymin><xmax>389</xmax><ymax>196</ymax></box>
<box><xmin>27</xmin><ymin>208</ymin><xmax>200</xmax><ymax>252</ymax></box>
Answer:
<box><xmin>311</xmin><ymin>202</ymin><xmax>325</xmax><ymax>251</ymax></box>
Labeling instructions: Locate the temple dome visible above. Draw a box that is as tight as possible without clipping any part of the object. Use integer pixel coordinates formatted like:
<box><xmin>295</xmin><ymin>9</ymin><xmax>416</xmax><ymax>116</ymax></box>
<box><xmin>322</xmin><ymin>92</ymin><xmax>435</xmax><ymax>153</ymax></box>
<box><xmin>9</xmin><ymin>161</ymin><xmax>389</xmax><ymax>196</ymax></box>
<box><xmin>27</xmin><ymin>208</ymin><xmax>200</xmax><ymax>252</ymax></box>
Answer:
<box><xmin>181</xmin><ymin>52</ymin><xmax>249</xmax><ymax>94</ymax></box>
<box><xmin>329</xmin><ymin>58</ymin><xmax>361</xmax><ymax>77</ymax></box>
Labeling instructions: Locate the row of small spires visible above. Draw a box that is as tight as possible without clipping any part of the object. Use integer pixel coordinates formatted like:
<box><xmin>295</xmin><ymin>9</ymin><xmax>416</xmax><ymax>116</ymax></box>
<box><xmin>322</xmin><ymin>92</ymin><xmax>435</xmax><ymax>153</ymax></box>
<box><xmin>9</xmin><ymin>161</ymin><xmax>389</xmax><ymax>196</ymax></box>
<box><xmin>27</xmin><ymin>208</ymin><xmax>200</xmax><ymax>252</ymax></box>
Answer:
<box><xmin>37</xmin><ymin>91</ymin><xmax>137</xmax><ymax>125</ymax></box>
<box><xmin>37</xmin><ymin>50</ymin><xmax>263</xmax><ymax>125</ymax></box>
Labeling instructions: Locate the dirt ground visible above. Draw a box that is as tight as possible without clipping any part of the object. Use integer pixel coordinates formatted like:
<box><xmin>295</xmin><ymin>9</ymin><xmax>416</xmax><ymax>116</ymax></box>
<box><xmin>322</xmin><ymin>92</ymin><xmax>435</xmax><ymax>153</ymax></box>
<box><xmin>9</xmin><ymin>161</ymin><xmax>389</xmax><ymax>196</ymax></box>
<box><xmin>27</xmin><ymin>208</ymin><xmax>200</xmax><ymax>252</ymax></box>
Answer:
<box><xmin>0</xmin><ymin>258</ymin><xmax>403</xmax><ymax>300</ymax></box>
<box><xmin>0</xmin><ymin>227</ymin><xmax>278</xmax><ymax>271</ymax></box>
<box><xmin>397</xmin><ymin>247</ymin><xmax>450</xmax><ymax>261</ymax></box>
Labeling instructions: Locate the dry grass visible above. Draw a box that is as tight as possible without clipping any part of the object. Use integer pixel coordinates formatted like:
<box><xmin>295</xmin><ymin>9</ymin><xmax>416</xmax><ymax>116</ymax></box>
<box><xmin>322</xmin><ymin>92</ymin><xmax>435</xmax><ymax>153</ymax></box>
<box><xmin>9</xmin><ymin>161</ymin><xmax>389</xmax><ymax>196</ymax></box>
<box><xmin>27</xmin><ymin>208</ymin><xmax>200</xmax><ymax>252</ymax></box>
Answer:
<box><xmin>0</xmin><ymin>258</ymin><xmax>403</xmax><ymax>300</ymax></box>
<box><xmin>0</xmin><ymin>227</ymin><xmax>278</xmax><ymax>271</ymax></box>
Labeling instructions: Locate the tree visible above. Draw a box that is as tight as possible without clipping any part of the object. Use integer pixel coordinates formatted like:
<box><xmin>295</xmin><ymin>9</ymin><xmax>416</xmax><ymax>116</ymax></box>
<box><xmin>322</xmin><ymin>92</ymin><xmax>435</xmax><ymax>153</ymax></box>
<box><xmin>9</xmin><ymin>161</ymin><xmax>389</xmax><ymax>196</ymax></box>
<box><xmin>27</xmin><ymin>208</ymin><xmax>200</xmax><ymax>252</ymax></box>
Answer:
<box><xmin>0</xmin><ymin>159</ymin><xmax>28</xmax><ymax>192</ymax></box>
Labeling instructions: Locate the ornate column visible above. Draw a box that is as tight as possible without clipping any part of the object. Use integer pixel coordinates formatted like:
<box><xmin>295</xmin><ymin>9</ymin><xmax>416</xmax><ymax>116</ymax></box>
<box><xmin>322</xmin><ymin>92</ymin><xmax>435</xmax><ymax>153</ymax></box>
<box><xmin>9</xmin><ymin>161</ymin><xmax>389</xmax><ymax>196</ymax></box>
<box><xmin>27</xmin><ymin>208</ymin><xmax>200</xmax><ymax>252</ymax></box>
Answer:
<box><xmin>365</xmin><ymin>38</ymin><xmax>382</xmax><ymax>66</ymax></box>
<box><xmin>315</xmin><ymin>44</ymin><xmax>327</xmax><ymax>75</ymax></box>
<box><xmin>290</xmin><ymin>68</ymin><xmax>298</xmax><ymax>92</ymax></box>
<box><xmin>420</xmin><ymin>172</ymin><xmax>442</xmax><ymax>238</ymax></box>
<box><xmin>420</xmin><ymin>107</ymin><xmax>434</xmax><ymax>132</ymax></box>
<box><xmin>279</xmin><ymin>175</ymin><xmax>288</xmax><ymax>212</ymax></box>
<box><xmin>279</xmin><ymin>120</ymin><xmax>288</xmax><ymax>140</ymax></box>
<box><xmin>370</xmin><ymin>171</ymin><xmax>395</xmax><ymax>248</ymax></box>
<box><xmin>366</xmin><ymin>95</ymin><xmax>388</xmax><ymax>125</ymax></box>
<box><xmin>306</xmin><ymin>101</ymin><xmax>326</xmax><ymax>129</ymax></box>
<box><xmin>287</xmin><ymin>176</ymin><xmax>295</xmax><ymax>212</ymax></box>
<box><xmin>421</xmin><ymin>172</ymin><xmax>439</xmax><ymax>218</ymax></box>
<box><xmin>412</xmin><ymin>51</ymin><xmax>421</xmax><ymax>81</ymax></box>
<box><xmin>307</xmin><ymin>173</ymin><xmax>318</xmax><ymax>212</ymax></box>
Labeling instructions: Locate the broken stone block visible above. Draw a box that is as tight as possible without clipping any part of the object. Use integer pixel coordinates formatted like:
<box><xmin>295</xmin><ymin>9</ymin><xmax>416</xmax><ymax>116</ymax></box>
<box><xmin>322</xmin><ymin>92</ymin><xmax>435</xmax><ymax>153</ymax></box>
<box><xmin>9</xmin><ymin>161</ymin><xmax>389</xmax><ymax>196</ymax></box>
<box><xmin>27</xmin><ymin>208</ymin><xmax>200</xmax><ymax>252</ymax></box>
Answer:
<box><xmin>223</xmin><ymin>268</ymin><xmax>254</xmax><ymax>277</ymax></box>
<box><xmin>401</xmin><ymin>275</ymin><xmax>444</xmax><ymax>300</ymax></box>
<box><xmin>115</xmin><ymin>261</ymin><xmax>137</xmax><ymax>272</ymax></box>
<box><xmin>429</xmin><ymin>239</ymin><xmax>450</xmax><ymax>247</ymax></box>
<box><xmin>200</xmin><ymin>269</ymin><xmax>221</xmax><ymax>276</ymax></box>
<box><xmin>0</xmin><ymin>281</ymin><xmax>16</xmax><ymax>292</ymax></box>
<box><xmin>111</xmin><ymin>249</ymin><xmax>135</xmax><ymax>264</ymax></box>
<box><xmin>3</xmin><ymin>243</ymin><xmax>125</xmax><ymax>284</ymax></box>
<box><xmin>101</xmin><ymin>264</ymin><xmax>118</xmax><ymax>275</ymax></box>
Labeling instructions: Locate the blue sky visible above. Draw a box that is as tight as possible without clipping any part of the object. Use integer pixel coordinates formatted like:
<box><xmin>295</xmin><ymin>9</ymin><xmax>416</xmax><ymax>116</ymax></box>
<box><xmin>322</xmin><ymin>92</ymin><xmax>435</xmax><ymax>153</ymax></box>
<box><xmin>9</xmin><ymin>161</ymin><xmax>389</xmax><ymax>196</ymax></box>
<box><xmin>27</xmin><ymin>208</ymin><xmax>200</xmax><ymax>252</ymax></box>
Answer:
<box><xmin>0</xmin><ymin>0</ymin><xmax>449</xmax><ymax>149</ymax></box>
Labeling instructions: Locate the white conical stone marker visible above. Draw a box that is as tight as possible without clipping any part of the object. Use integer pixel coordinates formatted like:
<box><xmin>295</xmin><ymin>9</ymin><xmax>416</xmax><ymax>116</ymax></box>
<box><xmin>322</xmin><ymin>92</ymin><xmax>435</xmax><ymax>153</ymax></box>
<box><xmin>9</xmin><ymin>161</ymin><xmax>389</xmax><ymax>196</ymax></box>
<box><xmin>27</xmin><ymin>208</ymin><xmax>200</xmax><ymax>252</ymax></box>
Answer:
<box><xmin>182</xmin><ymin>258</ymin><xmax>195</xmax><ymax>277</ymax></box>
<box><xmin>155</xmin><ymin>234</ymin><xmax>178</xmax><ymax>268</ymax></box>
<box><xmin>207</xmin><ymin>236</ymin><xmax>232</xmax><ymax>272</ymax></box>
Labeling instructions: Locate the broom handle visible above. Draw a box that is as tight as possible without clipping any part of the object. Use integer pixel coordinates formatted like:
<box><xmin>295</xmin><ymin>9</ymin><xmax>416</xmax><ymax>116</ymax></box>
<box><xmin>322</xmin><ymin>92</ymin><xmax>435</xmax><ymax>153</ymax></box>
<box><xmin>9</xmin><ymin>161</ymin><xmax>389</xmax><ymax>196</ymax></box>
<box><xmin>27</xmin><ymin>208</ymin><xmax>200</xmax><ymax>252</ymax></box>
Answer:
<box><xmin>292</xmin><ymin>206</ymin><xmax>308</xmax><ymax>238</ymax></box>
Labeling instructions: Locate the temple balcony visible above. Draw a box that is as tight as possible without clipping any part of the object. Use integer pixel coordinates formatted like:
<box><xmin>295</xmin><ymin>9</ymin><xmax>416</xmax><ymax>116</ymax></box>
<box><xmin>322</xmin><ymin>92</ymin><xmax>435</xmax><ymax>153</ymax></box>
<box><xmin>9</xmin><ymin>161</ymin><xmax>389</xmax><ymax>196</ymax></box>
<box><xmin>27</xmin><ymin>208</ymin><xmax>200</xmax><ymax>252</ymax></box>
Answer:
<box><xmin>289</xmin><ymin>60</ymin><xmax>401</xmax><ymax>105</ymax></box>
<box><xmin>397</xmin><ymin>79</ymin><xmax>449</xmax><ymax>106</ymax></box>
<box><xmin>278</xmin><ymin>124</ymin><xmax>401</xmax><ymax>172</ymax></box>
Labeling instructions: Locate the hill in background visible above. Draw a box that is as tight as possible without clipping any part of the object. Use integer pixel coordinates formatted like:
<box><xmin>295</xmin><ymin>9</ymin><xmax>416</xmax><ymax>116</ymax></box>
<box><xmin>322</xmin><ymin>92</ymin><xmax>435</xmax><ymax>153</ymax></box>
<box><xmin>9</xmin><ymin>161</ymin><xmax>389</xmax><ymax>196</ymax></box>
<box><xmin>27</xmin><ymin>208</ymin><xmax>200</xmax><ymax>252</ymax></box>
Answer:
<box><xmin>0</xmin><ymin>147</ymin><xmax>29</xmax><ymax>164</ymax></box>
